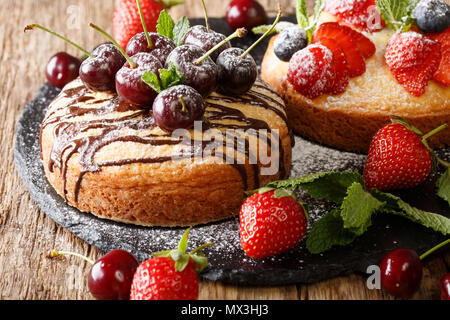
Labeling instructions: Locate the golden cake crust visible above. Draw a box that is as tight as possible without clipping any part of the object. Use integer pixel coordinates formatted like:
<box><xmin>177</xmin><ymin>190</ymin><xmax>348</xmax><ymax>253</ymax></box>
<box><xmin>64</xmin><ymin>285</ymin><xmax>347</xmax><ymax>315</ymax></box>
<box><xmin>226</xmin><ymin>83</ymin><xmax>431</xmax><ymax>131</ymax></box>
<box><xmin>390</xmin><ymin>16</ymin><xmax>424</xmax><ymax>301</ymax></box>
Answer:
<box><xmin>261</xmin><ymin>13</ymin><xmax>450</xmax><ymax>153</ymax></box>
<box><xmin>40</xmin><ymin>78</ymin><xmax>292</xmax><ymax>226</ymax></box>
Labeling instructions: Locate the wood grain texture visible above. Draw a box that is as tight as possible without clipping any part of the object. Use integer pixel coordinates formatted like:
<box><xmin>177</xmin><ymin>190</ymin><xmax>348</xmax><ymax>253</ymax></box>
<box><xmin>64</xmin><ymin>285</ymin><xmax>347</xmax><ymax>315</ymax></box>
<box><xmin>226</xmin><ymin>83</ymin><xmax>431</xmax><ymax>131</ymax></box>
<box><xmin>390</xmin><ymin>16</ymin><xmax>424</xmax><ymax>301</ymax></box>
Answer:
<box><xmin>0</xmin><ymin>0</ymin><xmax>448</xmax><ymax>300</ymax></box>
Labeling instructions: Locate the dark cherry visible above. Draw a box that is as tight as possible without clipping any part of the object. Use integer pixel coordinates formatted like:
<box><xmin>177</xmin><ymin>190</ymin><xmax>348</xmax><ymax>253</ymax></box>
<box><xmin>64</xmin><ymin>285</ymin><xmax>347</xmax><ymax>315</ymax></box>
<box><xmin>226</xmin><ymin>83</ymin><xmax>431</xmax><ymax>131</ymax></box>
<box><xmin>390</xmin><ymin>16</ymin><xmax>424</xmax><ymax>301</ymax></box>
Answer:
<box><xmin>183</xmin><ymin>25</ymin><xmax>231</xmax><ymax>62</ymax></box>
<box><xmin>152</xmin><ymin>85</ymin><xmax>205</xmax><ymax>132</ymax></box>
<box><xmin>125</xmin><ymin>32</ymin><xmax>176</xmax><ymax>64</ymax></box>
<box><xmin>115</xmin><ymin>52</ymin><xmax>162</xmax><ymax>106</ymax></box>
<box><xmin>380</xmin><ymin>248</ymin><xmax>423</xmax><ymax>298</ymax></box>
<box><xmin>226</xmin><ymin>0</ymin><xmax>268</xmax><ymax>31</ymax></box>
<box><xmin>216</xmin><ymin>47</ymin><xmax>257</xmax><ymax>95</ymax></box>
<box><xmin>79</xmin><ymin>43</ymin><xmax>126</xmax><ymax>91</ymax></box>
<box><xmin>165</xmin><ymin>44</ymin><xmax>218</xmax><ymax>97</ymax></box>
<box><xmin>88</xmin><ymin>249</ymin><xmax>139</xmax><ymax>300</ymax></box>
<box><xmin>441</xmin><ymin>273</ymin><xmax>450</xmax><ymax>300</ymax></box>
<box><xmin>45</xmin><ymin>52</ymin><xmax>81</xmax><ymax>89</ymax></box>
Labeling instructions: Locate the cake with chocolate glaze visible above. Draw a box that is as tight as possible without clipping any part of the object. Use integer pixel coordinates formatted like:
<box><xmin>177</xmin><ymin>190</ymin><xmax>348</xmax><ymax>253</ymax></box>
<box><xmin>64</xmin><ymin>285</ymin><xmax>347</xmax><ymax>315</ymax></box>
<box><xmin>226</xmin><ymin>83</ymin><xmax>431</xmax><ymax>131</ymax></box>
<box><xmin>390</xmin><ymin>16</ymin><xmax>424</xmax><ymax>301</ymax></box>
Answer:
<box><xmin>40</xmin><ymin>78</ymin><xmax>292</xmax><ymax>226</ymax></box>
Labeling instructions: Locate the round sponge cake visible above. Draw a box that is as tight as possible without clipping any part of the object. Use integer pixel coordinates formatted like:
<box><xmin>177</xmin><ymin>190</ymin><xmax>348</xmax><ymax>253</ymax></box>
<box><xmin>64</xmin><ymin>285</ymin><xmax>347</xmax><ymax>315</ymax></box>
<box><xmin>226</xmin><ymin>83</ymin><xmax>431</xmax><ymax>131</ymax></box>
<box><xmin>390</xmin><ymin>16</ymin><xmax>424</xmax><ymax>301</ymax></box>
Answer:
<box><xmin>261</xmin><ymin>13</ymin><xmax>450</xmax><ymax>153</ymax></box>
<box><xmin>40</xmin><ymin>78</ymin><xmax>292</xmax><ymax>226</ymax></box>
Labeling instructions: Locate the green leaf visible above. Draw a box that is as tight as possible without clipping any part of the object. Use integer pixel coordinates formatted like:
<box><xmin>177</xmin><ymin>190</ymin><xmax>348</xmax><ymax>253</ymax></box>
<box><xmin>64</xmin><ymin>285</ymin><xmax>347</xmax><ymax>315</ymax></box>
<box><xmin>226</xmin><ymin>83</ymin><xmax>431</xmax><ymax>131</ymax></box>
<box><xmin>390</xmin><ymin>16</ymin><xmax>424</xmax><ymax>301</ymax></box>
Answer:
<box><xmin>306</xmin><ymin>0</ymin><xmax>325</xmax><ymax>41</ymax></box>
<box><xmin>173</xmin><ymin>16</ymin><xmax>190</xmax><ymax>46</ymax></box>
<box><xmin>296</xmin><ymin>0</ymin><xmax>309</xmax><ymax>29</ymax></box>
<box><xmin>178</xmin><ymin>227</ymin><xmax>191</xmax><ymax>253</ymax></box>
<box><xmin>437</xmin><ymin>169</ymin><xmax>450</xmax><ymax>207</ymax></box>
<box><xmin>371</xmin><ymin>190</ymin><xmax>450</xmax><ymax>235</ymax></box>
<box><xmin>340</xmin><ymin>182</ymin><xmax>384</xmax><ymax>235</ymax></box>
<box><xmin>159</xmin><ymin>62</ymin><xmax>185</xmax><ymax>89</ymax></box>
<box><xmin>174</xmin><ymin>254</ymin><xmax>190</xmax><ymax>272</ymax></box>
<box><xmin>157</xmin><ymin>10</ymin><xmax>175</xmax><ymax>39</ymax></box>
<box><xmin>306</xmin><ymin>209</ymin><xmax>357</xmax><ymax>254</ymax></box>
<box><xmin>266</xmin><ymin>171</ymin><xmax>364</xmax><ymax>203</ymax></box>
<box><xmin>375</xmin><ymin>0</ymin><xmax>410</xmax><ymax>31</ymax></box>
<box><xmin>142</xmin><ymin>70</ymin><xmax>162</xmax><ymax>93</ymax></box>
<box><xmin>189</xmin><ymin>254</ymin><xmax>208</xmax><ymax>271</ymax></box>
<box><xmin>251</xmin><ymin>21</ymin><xmax>296</xmax><ymax>35</ymax></box>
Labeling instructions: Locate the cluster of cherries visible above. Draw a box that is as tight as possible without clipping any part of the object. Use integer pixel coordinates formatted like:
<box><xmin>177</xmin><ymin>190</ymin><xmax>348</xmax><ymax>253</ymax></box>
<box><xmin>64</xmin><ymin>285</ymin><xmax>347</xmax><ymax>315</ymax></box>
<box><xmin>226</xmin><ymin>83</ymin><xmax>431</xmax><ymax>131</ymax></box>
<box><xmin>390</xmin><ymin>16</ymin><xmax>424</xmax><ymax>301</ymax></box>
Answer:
<box><xmin>26</xmin><ymin>0</ymin><xmax>279</xmax><ymax>133</ymax></box>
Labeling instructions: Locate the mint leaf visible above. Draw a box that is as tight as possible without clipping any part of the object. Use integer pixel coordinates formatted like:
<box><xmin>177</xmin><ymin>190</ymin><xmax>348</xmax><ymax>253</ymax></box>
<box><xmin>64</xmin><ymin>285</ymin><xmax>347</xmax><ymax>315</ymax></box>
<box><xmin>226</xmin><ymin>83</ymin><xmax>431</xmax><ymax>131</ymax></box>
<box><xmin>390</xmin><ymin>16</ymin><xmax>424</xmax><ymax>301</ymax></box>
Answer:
<box><xmin>266</xmin><ymin>171</ymin><xmax>364</xmax><ymax>203</ymax></box>
<box><xmin>142</xmin><ymin>70</ymin><xmax>162</xmax><ymax>93</ymax></box>
<box><xmin>306</xmin><ymin>209</ymin><xmax>357</xmax><ymax>254</ymax></box>
<box><xmin>296</xmin><ymin>0</ymin><xmax>309</xmax><ymax>29</ymax></box>
<box><xmin>376</xmin><ymin>0</ymin><xmax>411</xmax><ymax>31</ymax></box>
<box><xmin>157</xmin><ymin>10</ymin><xmax>175</xmax><ymax>39</ymax></box>
<box><xmin>437</xmin><ymin>169</ymin><xmax>450</xmax><ymax>207</ymax></box>
<box><xmin>340</xmin><ymin>182</ymin><xmax>384</xmax><ymax>235</ymax></box>
<box><xmin>372</xmin><ymin>189</ymin><xmax>450</xmax><ymax>235</ymax></box>
<box><xmin>173</xmin><ymin>16</ymin><xmax>190</xmax><ymax>46</ymax></box>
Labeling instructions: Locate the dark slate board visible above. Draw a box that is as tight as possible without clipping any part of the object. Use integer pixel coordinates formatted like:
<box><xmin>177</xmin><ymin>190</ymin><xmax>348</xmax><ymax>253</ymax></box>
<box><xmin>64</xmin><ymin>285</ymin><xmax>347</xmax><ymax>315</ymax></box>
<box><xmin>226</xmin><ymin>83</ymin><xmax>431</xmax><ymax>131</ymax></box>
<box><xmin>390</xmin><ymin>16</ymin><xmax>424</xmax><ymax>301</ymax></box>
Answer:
<box><xmin>14</xmin><ymin>18</ymin><xmax>450</xmax><ymax>285</ymax></box>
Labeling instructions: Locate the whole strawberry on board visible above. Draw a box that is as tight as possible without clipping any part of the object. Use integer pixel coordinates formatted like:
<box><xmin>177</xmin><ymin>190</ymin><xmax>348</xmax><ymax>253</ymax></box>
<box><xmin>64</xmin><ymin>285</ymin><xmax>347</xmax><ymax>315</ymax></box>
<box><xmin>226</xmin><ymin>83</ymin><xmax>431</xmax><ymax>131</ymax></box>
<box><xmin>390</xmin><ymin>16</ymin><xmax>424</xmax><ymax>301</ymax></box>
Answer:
<box><xmin>239</xmin><ymin>188</ymin><xmax>308</xmax><ymax>259</ymax></box>
<box><xmin>113</xmin><ymin>0</ymin><xmax>183</xmax><ymax>49</ymax></box>
<box><xmin>363</xmin><ymin>118</ymin><xmax>448</xmax><ymax>191</ymax></box>
<box><xmin>130</xmin><ymin>228</ymin><xmax>213</xmax><ymax>300</ymax></box>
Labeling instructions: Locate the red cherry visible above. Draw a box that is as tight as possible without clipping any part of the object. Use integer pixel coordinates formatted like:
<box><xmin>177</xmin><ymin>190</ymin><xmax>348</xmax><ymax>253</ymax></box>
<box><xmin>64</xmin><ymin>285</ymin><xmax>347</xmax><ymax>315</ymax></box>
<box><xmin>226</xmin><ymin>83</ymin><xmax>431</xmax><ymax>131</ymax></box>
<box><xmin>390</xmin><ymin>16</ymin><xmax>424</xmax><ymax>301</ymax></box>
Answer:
<box><xmin>88</xmin><ymin>249</ymin><xmax>139</xmax><ymax>300</ymax></box>
<box><xmin>380</xmin><ymin>248</ymin><xmax>423</xmax><ymax>298</ymax></box>
<box><xmin>441</xmin><ymin>273</ymin><xmax>450</xmax><ymax>300</ymax></box>
<box><xmin>226</xmin><ymin>0</ymin><xmax>268</xmax><ymax>31</ymax></box>
<box><xmin>45</xmin><ymin>52</ymin><xmax>81</xmax><ymax>89</ymax></box>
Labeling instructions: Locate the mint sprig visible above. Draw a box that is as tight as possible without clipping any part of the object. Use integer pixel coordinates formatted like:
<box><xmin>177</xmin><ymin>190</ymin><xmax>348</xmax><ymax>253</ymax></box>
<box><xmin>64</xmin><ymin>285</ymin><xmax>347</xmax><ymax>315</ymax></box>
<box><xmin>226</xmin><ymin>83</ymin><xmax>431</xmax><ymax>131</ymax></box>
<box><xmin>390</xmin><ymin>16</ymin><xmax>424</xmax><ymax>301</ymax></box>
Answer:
<box><xmin>142</xmin><ymin>62</ymin><xmax>185</xmax><ymax>93</ymax></box>
<box><xmin>156</xmin><ymin>10</ymin><xmax>190</xmax><ymax>45</ymax></box>
<box><xmin>375</xmin><ymin>0</ymin><xmax>420</xmax><ymax>31</ymax></box>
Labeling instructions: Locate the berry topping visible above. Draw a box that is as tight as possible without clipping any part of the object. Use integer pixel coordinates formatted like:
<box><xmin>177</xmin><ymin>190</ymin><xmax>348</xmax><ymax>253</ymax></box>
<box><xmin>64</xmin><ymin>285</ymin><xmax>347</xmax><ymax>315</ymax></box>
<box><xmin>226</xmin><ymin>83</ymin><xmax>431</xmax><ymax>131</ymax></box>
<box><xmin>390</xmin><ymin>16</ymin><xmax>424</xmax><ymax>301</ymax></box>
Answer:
<box><xmin>312</xmin><ymin>22</ymin><xmax>372</xmax><ymax>77</ymax></box>
<box><xmin>380</xmin><ymin>248</ymin><xmax>423</xmax><ymax>298</ymax></box>
<box><xmin>363</xmin><ymin>120</ymin><xmax>447</xmax><ymax>191</ymax></box>
<box><xmin>239</xmin><ymin>189</ymin><xmax>308</xmax><ymax>259</ymax></box>
<box><xmin>152</xmin><ymin>85</ymin><xmax>205</xmax><ymax>131</ymax></box>
<box><xmin>325</xmin><ymin>0</ymin><xmax>385</xmax><ymax>32</ymax></box>
<box><xmin>287</xmin><ymin>44</ymin><xmax>335</xmax><ymax>99</ymax></box>
<box><xmin>385</xmin><ymin>31</ymin><xmax>441</xmax><ymax>96</ymax></box>
<box><xmin>125</xmin><ymin>32</ymin><xmax>176</xmax><ymax>63</ymax></box>
<box><xmin>414</xmin><ymin>0</ymin><xmax>450</xmax><ymax>34</ymax></box>
<box><xmin>226</xmin><ymin>0</ymin><xmax>268</xmax><ymax>31</ymax></box>
<box><xmin>130</xmin><ymin>228</ymin><xmax>213</xmax><ymax>300</ymax></box>
<box><xmin>273</xmin><ymin>26</ymin><xmax>308</xmax><ymax>62</ymax></box>
<box><xmin>115</xmin><ymin>52</ymin><xmax>163</xmax><ymax>106</ymax></box>
<box><xmin>427</xmin><ymin>27</ymin><xmax>450</xmax><ymax>86</ymax></box>
<box><xmin>45</xmin><ymin>52</ymin><xmax>81</xmax><ymax>89</ymax></box>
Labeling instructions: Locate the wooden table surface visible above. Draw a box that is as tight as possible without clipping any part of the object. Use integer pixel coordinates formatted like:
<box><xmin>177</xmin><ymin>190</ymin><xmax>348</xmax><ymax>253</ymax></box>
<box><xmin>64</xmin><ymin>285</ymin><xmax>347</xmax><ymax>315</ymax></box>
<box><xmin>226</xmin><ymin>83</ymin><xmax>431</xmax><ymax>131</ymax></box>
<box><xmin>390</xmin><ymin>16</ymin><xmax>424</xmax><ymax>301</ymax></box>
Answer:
<box><xmin>1</xmin><ymin>0</ymin><xmax>449</xmax><ymax>300</ymax></box>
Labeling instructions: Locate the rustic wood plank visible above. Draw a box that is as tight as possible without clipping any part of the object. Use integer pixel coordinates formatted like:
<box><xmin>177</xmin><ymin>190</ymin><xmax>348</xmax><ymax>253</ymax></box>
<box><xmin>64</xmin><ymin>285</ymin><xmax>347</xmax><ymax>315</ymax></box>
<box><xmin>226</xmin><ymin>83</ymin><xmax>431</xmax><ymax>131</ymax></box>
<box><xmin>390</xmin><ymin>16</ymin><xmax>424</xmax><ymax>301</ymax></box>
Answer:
<box><xmin>0</xmin><ymin>0</ymin><xmax>447</xmax><ymax>300</ymax></box>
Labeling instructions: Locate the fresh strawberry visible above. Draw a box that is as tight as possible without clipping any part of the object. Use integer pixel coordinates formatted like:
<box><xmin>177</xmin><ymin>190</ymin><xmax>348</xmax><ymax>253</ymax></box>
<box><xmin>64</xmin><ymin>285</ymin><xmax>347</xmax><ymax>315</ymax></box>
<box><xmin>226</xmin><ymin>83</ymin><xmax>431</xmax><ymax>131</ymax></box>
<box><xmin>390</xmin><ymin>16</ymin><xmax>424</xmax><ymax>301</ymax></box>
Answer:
<box><xmin>325</xmin><ymin>0</ymin><xmax>385</xmax><ymax>32</ymax></box>
<box><xmin>317</xmin><ymin>37</ymin><xmax>349</xmax><ymax>94</ymax></box>
<box><xmin>385</xmin><ymin>31</ymin><xmax>441</xmax><ymax>96</ymax></box>
<box><xmin>239</xmin><ymin>189</ymin><xmax>308</xmax><ymax>259</ymax></box>
<box><xmin>364</xmin><ymin>120</ymin><xmax>447</xmax><ymax>191</ymax></box>
<box><xmin>129</xmin><ymin>228</ymin><xmax>212</xmax><ymax>300</ymax></box>
<box><xmin>287</xmin><ymin>44</ymin><xmax>335</xmax><ymax>99</ymax></box>
<box><xmin>428</xmin><ymin>27</ymin><xmax>450</xmax><ymax>86</ymax></box>
<box><xmin>312</xmin><ymin>22</ymin><xmax>371</xmax><ymax>77</ymax></box>
<box><xmin>113</xmin><ymin>0</ymin><xmax>180</xmax><ymax>50</ymax></box>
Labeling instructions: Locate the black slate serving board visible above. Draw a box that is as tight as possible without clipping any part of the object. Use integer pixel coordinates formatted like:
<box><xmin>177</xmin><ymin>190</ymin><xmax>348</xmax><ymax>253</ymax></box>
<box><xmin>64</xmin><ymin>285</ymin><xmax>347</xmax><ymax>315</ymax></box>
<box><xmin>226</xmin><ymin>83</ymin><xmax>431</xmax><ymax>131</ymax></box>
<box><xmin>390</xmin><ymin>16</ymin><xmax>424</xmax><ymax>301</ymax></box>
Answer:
<box><xmin>14</xmin><ymin>18</ymin><xmax>450</xmax><ymax>285</ymax></box>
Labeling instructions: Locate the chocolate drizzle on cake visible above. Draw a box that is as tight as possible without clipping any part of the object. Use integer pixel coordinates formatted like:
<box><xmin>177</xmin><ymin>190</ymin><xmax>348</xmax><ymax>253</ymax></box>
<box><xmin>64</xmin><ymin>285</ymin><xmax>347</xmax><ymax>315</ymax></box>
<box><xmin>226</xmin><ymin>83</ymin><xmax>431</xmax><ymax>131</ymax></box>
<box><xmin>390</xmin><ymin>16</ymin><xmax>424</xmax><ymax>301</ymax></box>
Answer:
<box><xmin>40</xmin><ymin>79</ymin><xmax>289</xmax><ymax>203</ymax></box>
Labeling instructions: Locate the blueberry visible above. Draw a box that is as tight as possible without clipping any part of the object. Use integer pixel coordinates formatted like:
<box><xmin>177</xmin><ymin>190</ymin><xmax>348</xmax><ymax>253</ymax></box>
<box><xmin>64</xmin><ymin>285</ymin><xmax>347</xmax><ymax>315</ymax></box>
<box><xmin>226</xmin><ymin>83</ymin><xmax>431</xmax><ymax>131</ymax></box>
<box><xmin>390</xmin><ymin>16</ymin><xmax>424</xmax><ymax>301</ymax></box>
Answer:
<box><xmin>414</xmin><ymin>0</ymin><xmax>450</xmax><ymax>34</ymax></box>
<box><xmin>273</xmin><ymin>26</ymin><xmax>308</xmax><ymax>62</ymax></box>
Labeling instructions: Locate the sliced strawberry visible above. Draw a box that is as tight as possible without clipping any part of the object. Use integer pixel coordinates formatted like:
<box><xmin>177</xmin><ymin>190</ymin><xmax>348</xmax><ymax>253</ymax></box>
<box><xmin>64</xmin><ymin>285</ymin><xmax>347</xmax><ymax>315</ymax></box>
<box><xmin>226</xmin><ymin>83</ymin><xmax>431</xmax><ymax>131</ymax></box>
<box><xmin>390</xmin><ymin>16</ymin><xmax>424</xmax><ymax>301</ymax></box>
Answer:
<box><xmin>385</xmin><ymin>31</ymin><xmax>441</xmax><ymax>96</ymax></box>
<box><xmin>287</xmin><ymin>44</ymin><xmax>335</xmax><ymax>99</ymax></box>
<box><xmin>428</xmin><ymin>27</ymin><xmax>450</xmax><ymax>86</ymax></box>
<box><xmin>343</xmin><ymin>25</ymin><xmax>376</xmax><ymax>58</ymax></box>
<box><xmin>318</xmin><ymin>37</ymin><xmax>349</xmax><ymax>94</ymax></box>
<box><xmin>312</xmin><ymin>22</ymin><xmax>366</xmax><ymax>77</ymax></box>
<box><xmin>325</xmin><ymin>0</ymin><xmax>385</xmax><ymax>33</ymax></box>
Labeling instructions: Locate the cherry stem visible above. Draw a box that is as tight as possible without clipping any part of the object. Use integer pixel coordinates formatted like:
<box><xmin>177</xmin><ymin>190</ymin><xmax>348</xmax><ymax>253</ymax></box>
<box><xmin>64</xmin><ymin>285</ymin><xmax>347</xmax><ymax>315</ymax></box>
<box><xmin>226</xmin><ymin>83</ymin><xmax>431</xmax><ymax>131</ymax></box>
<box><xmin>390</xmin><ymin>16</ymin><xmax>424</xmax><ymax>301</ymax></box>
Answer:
<box><xmin>419</xmin><ymin>239</ymin><xmax>450</xmax><ymax>261</ymax></box>
<box><xmin>24</xmin><ymin>24</ymin><xmax>92</xmax><ymax>57</ymax></box>
<box><xmin>136</xmin><ymin>0</ymin><xmax>154</xmax><ymax>48</ymax></box>
<box><xmin>201</xmin><ymin>0</ymin><xmax>210</xmax><ymax>32</ymax></box>
<box><xmin>421</xmin><ymin>124</ymin><xmax>450</xmax><ymax>168</ymax></box>
<box><xmin>194</xmin><ymin>27</ymin><xmax>247</xmax><ymax>65</ymax></box>
<box><xmin>89</xmin><ymin>23</ymin><xmax>137</xmax><ymax>69</ymax></box>
<box><xmin>48</xmin><ymin>249</ymin><xmax>95</xmax><ymax>265</ymax></box>
<box><xmin>240</xmin><ymin>3</ymin><xmax>282</xmax><ymax>58</ymax></box>
<box><xmin>179</xmin><ymin>96</ymin><xmax>187</xmax><ymax>113</ymax></box>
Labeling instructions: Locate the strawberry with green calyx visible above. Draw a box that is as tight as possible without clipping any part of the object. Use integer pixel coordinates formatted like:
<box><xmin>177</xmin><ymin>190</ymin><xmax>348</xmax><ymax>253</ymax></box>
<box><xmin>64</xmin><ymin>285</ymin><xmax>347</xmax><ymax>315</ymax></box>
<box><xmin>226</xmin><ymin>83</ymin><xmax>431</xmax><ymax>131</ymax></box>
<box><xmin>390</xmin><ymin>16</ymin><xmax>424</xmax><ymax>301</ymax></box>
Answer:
<box><xmin>363</xmin><ymin>118</ymin><xmax>448</xmax><ymax>191</ymax></box>
<box><xmin>240</xmin><ymin>187</ymin><xmax>308</xmax><ymax>259</ymax></box>
<box><xmin>129</xmin><ymin>227</ymin><xmax>213</xmax><ymax>300</ymax></box>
